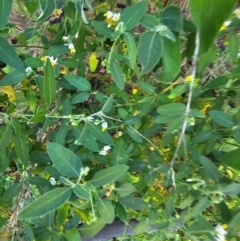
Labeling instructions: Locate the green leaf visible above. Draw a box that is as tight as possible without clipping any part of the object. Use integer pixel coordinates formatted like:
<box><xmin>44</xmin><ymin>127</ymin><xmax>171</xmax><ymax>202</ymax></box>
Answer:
<box><xmin>24</xmin><ymin>57</ymin><xmax>43</xmax><ymax>69</ymax></box>
<box><xmin>119</xmin><ymin>1</ymin><xmax>148</xmax><ymax>30</ymax></box>
<box><xmin>199</xmin><ymin>156</ymin><xmax>219</xmax><ymax>182</ymax></box>
<box><xmin>19</xmin><ymin>188</ymin><xmax>72</xmax><ymax>219</ymax></box>
<box><xmin>110</xmin><ymin>139</ymin><xmax>128</xmax><ymax>165</ymax></box>
<box><xmin>209</xmin><ymin>110</ymin><xmax>233</xmax><ymax>128</ymax></box>
<box><xmin>157</xmin><ymin>103</ymin><xmax>186</xmax><ymax>117</ymax></box>
<box><xmin>123</xmin><ymin>32</ymin><xmax>137</xmax><ymax>69</ymax></box>
<box><xmin>138</xmin><ymin>97</ymin><xmax>155</xmax><ymax>116</ymax></box>
<box><xmin>110</xmin><ymin>61</ymin><xmax>125</xmax><ymax>90</ymax></box>
<box><xmin>65</xmin><ymin>75</ymin><xmax>91</xmax><ymax>91</ymax></box>
<box><xmin>187</xmin><ymin>196</ymin><xmax>209</xmax><ymax>219</ymax></box>
<box><xmin>0</xmin><ymin>70</ymin><xmax>26</xmax><ymax>86</ymax></box>
<box><xmin>159</xmin><ymin>37</ymin><xmax>181</xmax><ymax>82</ymax></box>
<box><xmin>2</xmin><ymin>182</ymin><xmax>23</xmax><ymax>200</ymax></box>
<box><xmin>141</xmin><ymin>14</ymin><xmax>159</xmax><ymax>28</ymax></box>
<box><xmin>222</xmin><ymin>183</ymin><xmax>240</xmax><ymax>196</ymax></box>
<box><xmin>228</xmin><ymin>31</ymin><xmax>239</xmax><ymax>62</ymax></box>
<box><xmin>43</xmin><ymin>58</ymin><xmax>56</xmax><ymax>108</ymax></box>
<box><xmin>73</xmin><ymin>184</ymin><xmax>90</xmax><ymax>200</ymax></box>
<box><xmin>23</xmin><ymin>224</ymin><xmax>34</xmax><ymax>241</ymax></box>
<box><xmin>119</xmin><ymin>197</ymin><xmax>147</xmax><ymax>210</ymax></box>
<box><xmin>192</xmin><ymin>130</ymin><xmax>212</xmax><ymax>143</ymax></box>
<box><xmin>0</xmin><ymin>124</ymin><xmax>12</xmax><ymax>152</ymax></box>
<box><xmin>90</xmin><ymin>165</ymin><xmax>129</xmax><ymax>187</ymax></box>
<box><xmin>189</xmin><ymin>0</ymin><xmax>237</xmax><ymax>54</ymax></box>
<box><xmin>53</xmin><ymin>125</ymin><xmax>68</xmax><ymax>146</ymax></box>
<box><xmin>47</xmin><ymin>142</ymin><xmax>82</xmax><ymax>177</ymax></box>
<box><xmin>29</xmin><ymin>108</ymin><xmax>46</xmax><ymax>123</ymax></box>
<box><xmin>218</xmin><ymin>148</ymin><xmax>240</xmax><ymax>170</ymax></box>
<box><xmin>46</xmin><ymin>45</ymin><xmax>69</xmax><ymax>57</ymax></box>
<box><xmin>0</xmin><ymin>217</ymin><xmax>7</xmax><ymax>229</ymax></box>
<box><xmin>88</xmin><ymin>122</ymin><xmax>114</xmax><ymax>146</ymax></box>
<box><xmin>101</xmin><ymin>94</ymin><xmax>114</xmax><ymax>113</ymax></box>
<box><xmin>13</xmin><ymin>134</ymin><xmax>29</xmax><ymax>167</ymax></box>
<box><xmin>26</xmin><ymin>87</ymin><xmax>37</xmax><ymax>112</ymax></box>
<box><xmin>197</xmin><ymin>46</ymin><xmax>217</xmax><ymax>73</ymax></box>
<box><xmin>168</xmin><ymin>84</ymin><xmax>187</xmax><ymax>99</ymax></box>
<box><xmin>204</xmin><ymin>76</ymin><xmax>229</xmax><ymax>89</ymax></box>
<box><xmin>79</xmin><ymin>217</ymin><xmax>106</xmax><ymax>238</ymax></box>
<box><xmin>65</xmin><ymin>228</ymin><xmax>81</xmax><ymax>241</ymax></box>
<box><xmin>115</xmin><ymin>203</ymin><xmax>127</xmax><ymax>223</ymax></box>
<box><xmin>0</xmin><ymin>0</ymin><xmax>13</xmax><ymax>29</ymax></box>
<box><xmin>126</xmin><ymin>126</ymin><xmax>143</xmax><ymax>143</ymax></box>
<box><xmin>154</xmin><ymin>115</ymin><xmax>177</xmax><ymax>124</ymax></box>
<box><xmin>80</xmin><ymin>131</ymin><xmax>99</xmax><ymax>152</ymax></box>
<box><xmin>138</xmin><ymin>32</ymin><xmax>163</xmax><ymax>74</ymax></box>
<box><xmin>71</xmin><ymin>92</ymin><xmax>90</xmax><ymax>104</ymax></box>
<box><xmin>117</xmin><ymin>183</ymin><xmax>136</xmax><ymax>197</ymax></box>
<box><xmin>98</xmin><ymin>199</ymin><xmax>115</xmax><ymax>224</ymax></box>
<box><xmin>136</xmin><ymin>80</ymin><xmax>155</xmax><ymax>93</ymax></box>
<box><xmin>36</xmin><ymin>0</ymin><xmax>56</xmax><ymax>25</ymax></box>
<box><xmin>161</xmin><ymin>6</ymin><xmax>183</xmax><ymax>32</ymax></box>
<box><xmin>91</xmin><ymin>21</ymin><xmax>112</xmax><ymax>38</ymax></box>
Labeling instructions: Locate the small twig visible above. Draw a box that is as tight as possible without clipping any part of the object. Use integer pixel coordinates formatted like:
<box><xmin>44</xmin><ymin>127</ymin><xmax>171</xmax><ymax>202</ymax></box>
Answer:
<box><xmin>168</xmin><ymin>32</ymin><xmax>200</xmax><ymax>188</ymax></box>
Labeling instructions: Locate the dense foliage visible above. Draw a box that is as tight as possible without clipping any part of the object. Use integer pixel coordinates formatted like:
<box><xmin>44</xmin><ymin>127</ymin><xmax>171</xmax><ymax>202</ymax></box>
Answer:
<box><xmin>0</xmin><ymin>0</ymin><xmax>240</xmax><ymax>240</ymax></box>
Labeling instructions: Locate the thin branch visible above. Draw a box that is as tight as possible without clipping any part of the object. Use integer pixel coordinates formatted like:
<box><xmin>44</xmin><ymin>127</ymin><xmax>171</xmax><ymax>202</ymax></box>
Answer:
<box><xmin>168</xmin><ymin>32</ymin><xmax>200</xmax><ymax>188</ymax></box>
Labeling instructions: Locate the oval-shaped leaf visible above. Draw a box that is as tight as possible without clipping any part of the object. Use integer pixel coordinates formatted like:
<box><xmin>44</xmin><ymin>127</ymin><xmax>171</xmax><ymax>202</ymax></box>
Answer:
<box><xmin>0</xmin><ymin>124</ymin><xmax>12</xmax><ymax>152</ymax></box>
<box><xmin>71</xmin><ymin>92</ymin><xmax>90</xmax><ymax>104</ymax></box>
<box><xmin>218</xmin><ymin>148</ymin><xmax>240</xmax><ymax>170</ymax></box>
<box><xmin>222</xmin><ymin>183</ymin><xmax>240</xmax><ymax>196</ymax></box>
<box><xmin>199</xmin><ymin>156</ymin><xmax>219</xmax><ymax>182</ymax></box>
<box><xmin>47</xmin><ymin>142</ymin><xmax>82</xmax><ymax>177</ymax></box>
<box><xmin>119</xmin><ymin>1</ymin><xmax>148</xmax><ymax>30</ymax></box>
<box><xmin>43</xmin><ymin>58</ymin><xmax>56</xmax><ymax>108</ymax></box>
<box><xmin>65</xmin><ymin>75</ymin><xmax>91</xmax><ymax>91</ymax></box>
<box><xmin>209</xmin><ymin>110</ymin><xmax>233</xmax><ymax>128</ymax></box>
<box><xmin>91</xmin><ymin>21</ymin><xmax>112</xmax><ymax>38</ymax></box>
<box><xmin>2</xmin><ymin>182</ymin><xmax>23</xmax><ymax>200</ymax></box>
<box><xmin>0</xmin><ymin>37</ymin><xmax>25</xmax><ymax>72</ymax></box>
<box><xmin>119</xmin><ymin>196</ymin><xmax>147</xmax><ymax>210</ymax></box>
<box><xmin>88</xmin><ymin>122</ymin><xmax>114</xmax><ymax>146</ymax></box>
<box><xmin>0</xmin><ymin>70</ymin><xmax>26</xmax><ymax>86</ymax></box>
<box><xmin>90</xmin><ymin>165</ymin><xmax>129</xmax><ymax>187</ymax></box>
<box><xmin>157</xmin><ymin>103</ymin><xmax>186</xmax><ymax>117</ymax></box>
<box><xmin>161</xmin><ymin>6</ymin><xmax>183</xmax><ymax>32</ymax></box>
<box><xmin>98</xmin><ymin>199</ymin><xmax>115</xmax><ymax>224</ymax></box>
<box><xmin>117</xmin><ymin>183</ymin><xmax>136</xmax><ymax>197</ymax></box>
<box><xmin>110</xmin><ymin>139</ymin><xmax>128</xmax><ymax>165</ymax></box>
<box><xmin>138</xmin><ymin>32</ymin><xmax>163</xmax><ymax>74</ymax></box>
<box><xmin>101</xmin><ymin>94</ymin><xmax>114</xmax><ymax>113</ymax></box>
<box><xmin>123</xmin><ymin>32</ymin><xmax>137</xmax><ymax>69</ymax></box>
<box><xmin>0</xmin><ymin>0</ymin><xmax>13</xmax><ymax>29</ymax></box>
<box><xmin>13</xmin><ymin>134</ymin><xmax>29</xmax><ymax>167</ymax></box>
<box><xmin>19</xmin><ymin>188</ymin><xmax>72</xmax><ymax>219</ymax></box>
<box><xmin>110</xmin><ymin>61</ymin><xmax>125</xmax><ymax>90</ymax></box>
<box><xmin>126</xmin><ymin>126</ymin><xmax>143</xmax><ymax>143</ymax></box>
<box><xmin>73</xmin><ymin>184</ymin><xmax>90</xmax><ymax>200</ymax></box>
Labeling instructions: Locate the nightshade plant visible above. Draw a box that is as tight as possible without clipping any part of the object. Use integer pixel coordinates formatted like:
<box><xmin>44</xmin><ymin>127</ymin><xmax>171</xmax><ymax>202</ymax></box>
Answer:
<box><xmin>0</xmin><ymin>0</ymin><xmax>240</xmax><ymax>240</ymax></box>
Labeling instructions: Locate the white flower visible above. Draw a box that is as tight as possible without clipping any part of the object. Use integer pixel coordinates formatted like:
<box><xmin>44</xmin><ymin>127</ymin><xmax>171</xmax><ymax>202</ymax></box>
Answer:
<box><xmin>25</xmin><ymin>67</ymin><xmax>33</xmax><ymax>74</ymax></box>
<box><xmin>50</xmin><ymin>177</ymin><xmax>56</xmax><ymax>185</ymax></box>
<box><xmin>224</xmin><ymin>20</ymin><xmax>231</xmax><ymax>27</ymax></box>
<box><xmin>112</xmin><ymin>13</ymin><xmax>120</xmax><ymax>22</ymax></box>
<box><xmin>41</xmin><ymin>56</ymin><xmax>58</xmax><ymax>66</ymax></box>
<box><xmin>105</xmin><ymin>11</ymin><xmax>114</xmax><ymax>19</ymax></box>
<box><xmin>99</xmin><ymin>145</ymin><xmax>111</xmax><ymax>155</ymax></box>
<box><xmin>62</xmin><ymin>36</ymin><xmax>69</xmax><ymax>41</ymax></box>
<box><xmin>75</xmin><ymin>33</ymin><xmax>78</xmax><ymax>38</ymax></box>
<box><xmin>101</xmin><ymin>121</ymin><xmax>108</xmax><ymax>131</ymax></box>
<box><xmin>65</xmin><ymin>43</ymin><xmax>75</xmax><ymax>54</ymax></box>
<box><xmin>234</xmin><ymin>8</ymin><xmax>240</xmax><ymax>18</ymax></box>
<box><xmin>215</xmin><ymin>225</ymin><xmax>227</xmax><ymax>241</ymax></box>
